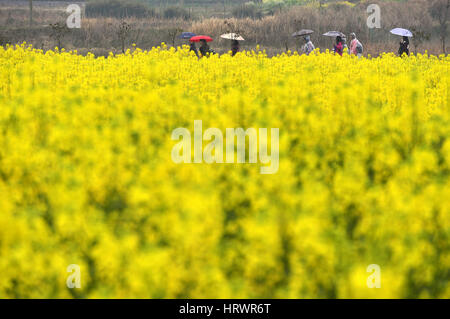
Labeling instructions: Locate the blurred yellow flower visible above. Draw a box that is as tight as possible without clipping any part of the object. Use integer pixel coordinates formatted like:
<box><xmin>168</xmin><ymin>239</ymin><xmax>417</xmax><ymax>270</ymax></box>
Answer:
<box><xmin>0</xmin><ymin>44</ymin><xmax>448</xmax><ymax>298</ymax></box>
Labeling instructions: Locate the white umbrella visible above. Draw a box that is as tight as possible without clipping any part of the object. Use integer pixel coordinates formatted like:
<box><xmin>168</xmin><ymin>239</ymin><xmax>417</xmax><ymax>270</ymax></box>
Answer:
<box><xmin>292</xmin><ymin>29</ymin><xmax>314</xmax><ymax>37</ymax></box>
<box><xmin>390</xmin><ymin>28</ymin><xmax>413</xmax><ymax>37</ymax></box>
<box><xmin>323</xmin><ymin>31</ymin><xmax>345</xmax><ymax>37</ymax></box>
<box><xmin>220</xmin><ymin>33</ymin><xmax>245</xmax><ymax>41</ymax></box>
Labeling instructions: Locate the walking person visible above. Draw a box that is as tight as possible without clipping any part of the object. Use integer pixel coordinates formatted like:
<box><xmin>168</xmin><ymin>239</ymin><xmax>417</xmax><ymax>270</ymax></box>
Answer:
<box><xmin>398</xmin><ymin>36</ymin><xmax>410</xmax><ymax>56</ymax></box>
<box><xmin>302</xmin><ymin>36</ymin><xmax>315</xmax><ymax>55</ymax></box>
<box><xmin>349</xmin><ymin>33</ymin><xmax>363</xmax><ymax>58</ymax></box>
<box><xmin>342</xmin><ymin>36</ymin><xmax>349</xmax><ymax>54</ymax></box>
<box><xmin>199</xmin><ymin>39</ymin><xmax>211</xmax><ymax>57</ymax></box>
<box><xmin>333</xmin><ymin>36</ymin><xmax>344</xmax><ymax>56</ymax></box>
<box><xmin>231</xmin><ymin>40</ymin><xmax>240</xmax><ymax>57</ymax></box>
<box><xmin>220</xmin><ymin>33</ymin><xmax>245</xmax><ymax>56</ymax></box>
<box><xmin>189</xmin><ymin>42</ymin><xmax>199</xmax><ymax>58</ymax></box>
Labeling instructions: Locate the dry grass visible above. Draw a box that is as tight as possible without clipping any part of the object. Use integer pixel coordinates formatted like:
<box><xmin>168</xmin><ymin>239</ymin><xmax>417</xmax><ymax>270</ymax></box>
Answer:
<box><xmin>0</xmin><ymin>0</ymin><xmax>446</xmax><ymax>56</ymax></box>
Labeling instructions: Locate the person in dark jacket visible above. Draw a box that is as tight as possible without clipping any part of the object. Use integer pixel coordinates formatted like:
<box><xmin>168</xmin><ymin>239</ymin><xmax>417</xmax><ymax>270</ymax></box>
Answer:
<box><xmin>398</xmin><ymin>36</ymin><xmax>410</xmax><ymax>56</ymax></box>
<box><xmin>231</xmin><ymin>40</ymin><xmax>240</xmax><ymax>56</ymax></box>
<box><xmin>189</xmin><ymin>42</ymin><xmax>199</xmax><ymax>58</ymax></box>
<box><xmin>199</xmin><ymin>39</ymin><xmax>211</xmax><ymax>57</ymax></box>
<box><xmin>333</xmin><ymin>36</ymin><xmax>344</xmax><ymax>56</ymax></box>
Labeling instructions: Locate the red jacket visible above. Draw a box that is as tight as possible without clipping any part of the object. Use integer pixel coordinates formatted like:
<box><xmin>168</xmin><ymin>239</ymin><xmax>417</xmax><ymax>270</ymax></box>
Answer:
<box><xmin>334</xmin><ymin>42</ymin><xmax>343</xmax><ymax>56</ymax></box>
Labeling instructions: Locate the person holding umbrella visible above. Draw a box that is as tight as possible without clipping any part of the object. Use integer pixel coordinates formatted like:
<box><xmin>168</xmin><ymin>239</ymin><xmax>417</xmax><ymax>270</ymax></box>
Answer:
<box><xmin>390</xmin><ymin>28</ymin><xmax>413</xmax><ymax>57</ymax></box>
<box><xmin>220</xmin><ymin>33</ymin><xmax>245</xmax><ymax>57</ymax></box>
<box><xmin>180</xmin><ymin>32</ymin><xmax>199</xmax><ymax>57</ymax></box>
<box><xmin>341</xmin><ymin>36</ymin><xmax>350</xmax><ymax>54</ymax></box>
<box><xmin>398</xmin><ymin>36</ymin><xmax>410</xmax><ymax>56</ymax></box>
<box><xmin>190</xmin><ymin>42</ymin><xmax>199</xmax><ymax>58</ymax></box>
<box><xmin>302</xmin><ymin>36</ymin><xmax>315</xmax><ymax>56</ymax></box>
<box><xmin>323</xmin><ymin>31</ymin><xmax>345</xmax><ymax>56</ymax></box>
<box><xmin>231</xmin><ymin>40</ymin><xmax>240</xmax><ymax>56</ymax></box>
<box><xmin>334</xmin><ymin>36</ymin><xmax>344</xmax><ymax>56</ymax></box>
<box><xmin>190</xmin><ymin>35</ymin><xmax>214</xmax><ymax>58</ymax></box>
<box><xmin>199</xmin><ymin>39</ymin><xmax>212</xmax><ymax>57</ymax></box>
<box><xmin>292</xmin><ymin>29</ymin><xmax>314</xmax><ymax>55</ymax></box>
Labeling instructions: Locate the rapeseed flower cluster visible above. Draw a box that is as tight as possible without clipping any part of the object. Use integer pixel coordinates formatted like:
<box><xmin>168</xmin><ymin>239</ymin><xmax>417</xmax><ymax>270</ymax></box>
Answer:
<box><xmin>0</xmin><ymin>43</ymin><xmax>449</xmax><ymax>298</ymax></box>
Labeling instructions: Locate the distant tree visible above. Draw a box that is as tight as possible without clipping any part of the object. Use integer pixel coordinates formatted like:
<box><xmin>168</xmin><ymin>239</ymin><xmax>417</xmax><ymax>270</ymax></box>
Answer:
<box><xmin>410</xmin><ymin>27</ymin><xmax>431</xmax><ymax>53</ymax></box>
<box><xmin>428</xmin><ymin>0</ymin><xmax>450</xmax><ymax>54</ymax></box>
<box><xmin>49</xmin><ymin>22</ymin><xmax>70</xmax><ymax>48</ymax></box>
<box><xmin>117</xmin><ymin>21</ymin><xmax>131</xmax><ymax>53</ymax></box>
<box><xmin>167</xmin><ymin>28</ymin><xmax>182</xmax><ymax>47</ymax></box>
<box><xmin>223</xmin><ymin>19</ymin><xmax>244</xmax><ymax>37</ymax></box>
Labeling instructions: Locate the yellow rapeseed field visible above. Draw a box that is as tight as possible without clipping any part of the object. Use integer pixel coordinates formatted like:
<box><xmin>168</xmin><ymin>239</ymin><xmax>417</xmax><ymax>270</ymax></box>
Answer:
<box><xmin>0</xmin><ymin>43</ymin><xmax>449</xmax><ymax>298</ymax></box>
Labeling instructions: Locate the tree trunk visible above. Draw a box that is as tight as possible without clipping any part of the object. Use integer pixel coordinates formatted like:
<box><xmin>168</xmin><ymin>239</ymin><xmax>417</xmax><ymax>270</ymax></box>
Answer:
<box><xmin>29</xmin><ymin>0</ymin><xmax>32</xmax><ymax>27</ymax></box>
<box><xmin>442</xmin><ymin>30</ymin><xmax>447</xmax><ymax>55</ymax></box>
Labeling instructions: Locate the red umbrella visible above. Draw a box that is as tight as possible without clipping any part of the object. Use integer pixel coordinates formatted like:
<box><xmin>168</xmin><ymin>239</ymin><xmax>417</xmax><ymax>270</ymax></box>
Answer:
<box><xmin>190</xmin><ymin>35</ymin><xmax>213</xmax><ymax>42</ymax></box>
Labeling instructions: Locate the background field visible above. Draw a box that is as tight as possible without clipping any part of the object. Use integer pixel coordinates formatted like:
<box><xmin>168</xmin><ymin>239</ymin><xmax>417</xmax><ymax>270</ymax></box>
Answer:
<box><xmin>0</xmin><ymin>0</ymin><xmax>448</xmax><ymax>56</ymax></box>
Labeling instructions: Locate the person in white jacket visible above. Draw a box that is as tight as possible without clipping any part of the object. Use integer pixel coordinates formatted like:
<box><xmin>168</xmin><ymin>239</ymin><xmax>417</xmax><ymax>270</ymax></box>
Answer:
<box><xmin>302</xmin><ymin>36</ymin><xmax>315</xmax><ymax>55</ymax></box>
<box><xmin>350</xmin><ymin>33</ymin><xmax>363</xmax><ymax>58</ymax></box>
